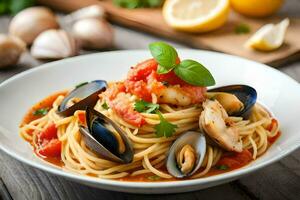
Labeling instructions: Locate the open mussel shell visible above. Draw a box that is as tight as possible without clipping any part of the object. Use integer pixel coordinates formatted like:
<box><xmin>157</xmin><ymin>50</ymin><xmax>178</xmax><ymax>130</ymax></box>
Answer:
<box><xmin>57</xmin><ymin>80</ymin><xmax>107</xmax><ymax>117</ymax></box>
<box><xmin>79</xmin><ymin>107</ymin><xmax>134</xmax><ymax>163</ymax></box>
<box><xmin>166</xmin><ymin>131</ymin><xmax>206</xmax><ymax>178</ymax></box>
<box><xmin>208</xmin><ymin>85</ymin><xmax>257</xmax><ymax>118</ymax></box>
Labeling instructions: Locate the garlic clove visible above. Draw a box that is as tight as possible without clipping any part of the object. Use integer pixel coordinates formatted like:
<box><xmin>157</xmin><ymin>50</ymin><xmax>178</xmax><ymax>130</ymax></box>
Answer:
<box><xmin>0</xmin><ymin>34</ymin><xmax>26</xmax><ymax>69</ymax></box>
<box><xmin>63</xmin><ymin>5</ymin><xmax>106</xmax><ymax>24</ymax></box>
<box><xmin>9</xmin><ymin>6</ymin><xmax>59</xmax><ymax>45</ymax></box>
<box><xmin>72</xmin><ymin>18</ymin><xmax>114</xmax><ymax>50</ymax></box>
<box><xmin>31</xmin><ymin>29</ymin><xmax>78</xmax><ymax>60</ymax></box>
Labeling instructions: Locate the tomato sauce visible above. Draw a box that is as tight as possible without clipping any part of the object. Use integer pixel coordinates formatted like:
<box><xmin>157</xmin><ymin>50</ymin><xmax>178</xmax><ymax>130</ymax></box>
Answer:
<box><xmin>21</xmin><ymin>92</ymin><xmax>281</xmax><ymax>182</ymax></box>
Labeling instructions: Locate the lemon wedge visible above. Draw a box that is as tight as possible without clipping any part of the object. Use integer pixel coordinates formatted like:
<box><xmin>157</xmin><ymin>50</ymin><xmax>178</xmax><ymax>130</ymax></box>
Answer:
<box><xmin>163</xmin><ymin>0</ymin><xmax>230</xmax><ymax>33</ymax></box>
<box><xmin>245</xmin><ymin>18</ymin><xmax>290</xmax><ymax>51</ymax></box>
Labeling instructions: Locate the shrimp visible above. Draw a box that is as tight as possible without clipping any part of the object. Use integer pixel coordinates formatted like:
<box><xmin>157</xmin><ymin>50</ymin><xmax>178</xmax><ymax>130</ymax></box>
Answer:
<box><xmin>103</xmin><ymin>82</ymin><xmax>146</xmax><ymax>127</ymax></box>
<box><xmin>199</xmin><ymin>99</ymin><xmax>243</xmax><ymax>152</ymax></box>
<box><xmin>125</xmin><ymin>59</ymin><xmax>206</xmax><ymax>106</ymax></box>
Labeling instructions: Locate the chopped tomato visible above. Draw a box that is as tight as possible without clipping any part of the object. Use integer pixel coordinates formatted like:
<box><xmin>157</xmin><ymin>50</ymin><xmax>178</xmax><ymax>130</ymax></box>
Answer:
<box><xmin>38</xmin><ymin>123</ymin><xmax>57</xmax><ymax>141</ymax></box>
<box><xmin>217</xmin><ymin>149</ymin><xmax>253</xmax><ymax>169</ymax></box>
<box><xmin>127</xmin><ymin>59</ymin><xmax>158</xmax><ymax>81</ymax></box>
<box><xmin>38</xmin><ymin>139</ymin><xmax>61</xmax><ymax>157</ymax></box>
<box><xmin>268</xmin><ymin>131</ymin><xmax>281</xmax><ymax>144</ymax></box>
<box><xmin>78</xmin><ymin>112</ymin><xmax>86</xmax><ymax>125</ymax></box>
<box><xmin>267</xmin><ymin>119</ymin><xmax>278</xmax><ymax>131</ymax></box>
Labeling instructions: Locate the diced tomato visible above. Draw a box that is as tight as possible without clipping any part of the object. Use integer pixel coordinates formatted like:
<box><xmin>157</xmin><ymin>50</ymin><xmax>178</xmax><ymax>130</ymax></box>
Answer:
<box><xmin>156</xmin><ymin>70</ymin><xmax>187</xmax><ymax>86</ymax></box>
<box><xmin>217</xmin><ymin>149</ymin><xmax>253</xmax><ymax>169</ymax></box>
<box><xmin>38</xmin><ymin>139</ymin><xmax>61</xmax><ymax>157</ymax></box>
<box><xmin>268</xmin><ymin>131</ymin><xmax>281</xmax><ymax>144</ymax></box>
<box><xmin>38</xmin><ymin>123</ymin><xmax>57</xmax><ymax>141</ymax></box>
<box><xmin>267</xmin><ymin>119</ymin><xmax>278</xmax><ymax>131</ymax></box>
<box><xmin>124</xmin><ymin>80</ymin><xmax>153</xmax><ymax>102</ymax></box>
<box><xmin>127</xmin><ymin>59</ymin><xmax>158</xmax><ymax>81</ymax></box>
<box><xmin>78</xmin><ymin>112</ymin><xmax>86</xmax><ymax>125</ymax></box>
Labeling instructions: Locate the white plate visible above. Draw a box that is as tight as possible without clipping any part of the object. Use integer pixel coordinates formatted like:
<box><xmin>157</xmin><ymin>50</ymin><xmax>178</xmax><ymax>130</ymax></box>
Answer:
<box><xmin>1</xmin><ymin>50</ymin><xmax>300</xmax><ymax>194</ymax></box>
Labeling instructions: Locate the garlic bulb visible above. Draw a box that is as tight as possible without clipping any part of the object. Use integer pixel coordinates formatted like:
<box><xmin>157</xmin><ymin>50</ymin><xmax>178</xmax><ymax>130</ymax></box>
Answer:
<box><xmin>9</xmin><ymin>6</ymin><xmax>59</xmax><ymax>45</ymax></box>
<box><xmin>31</xmin><ymin>29</ymin><xmax>78</xmax><ymax>59</ymax></box>
<box><xmin>0</xmin><ymin>34</ymin><xmax>26</xmax><ymax>69</ymax></box>
<box><xmin>63</xmin><ymin>5</ymin><xmax>105</xmax><ymax>23</ymax></box>
<box><xmin>72</xmin><ymin>18</ymin><xmax>113</xmax><ymax>50</ymax></box>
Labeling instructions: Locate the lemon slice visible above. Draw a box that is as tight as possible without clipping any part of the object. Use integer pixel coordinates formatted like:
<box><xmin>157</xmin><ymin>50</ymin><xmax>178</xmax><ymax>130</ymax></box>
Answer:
<box><xmin>163</xmin><ymin>0</ymin><xmax>230</xmax><ymax>33</ymax></box>
<box><xmin>245</xmin><ymin>18</ymin><xmax>290</xmax><ymax>51</ymax></box>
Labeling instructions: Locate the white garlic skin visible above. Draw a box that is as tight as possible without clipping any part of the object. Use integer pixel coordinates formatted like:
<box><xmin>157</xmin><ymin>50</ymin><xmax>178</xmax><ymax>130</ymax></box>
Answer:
<box><xmin>31</xmin><ymin>29</ymin><xmax>78</xmax><ymax>60</ymax></box>
<box><xmin>72</xmin><ymin>18</ymin><xmax>114</xmax><ymax>50</ymax></box>
<box><xmin>64</xmin><ymin>5</ymin><xmax>106</xmax><ymax>23</ymax></box>
<box><xmin>0</xmin><ymin>34</ymin><xmax>26</xmax><ymax>69</ymax></box>
<box><xmin>9</xmin><ymin>6</ymin><xmax>59</xmax><ymax>45</ymax></box>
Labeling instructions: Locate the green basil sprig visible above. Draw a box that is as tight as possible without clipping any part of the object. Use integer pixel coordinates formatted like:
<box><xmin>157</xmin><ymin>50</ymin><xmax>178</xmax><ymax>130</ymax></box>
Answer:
<box><xmin>148</xmin><ymin>42</ymin><xmax>215</xmax><ymax>86</ymax></box>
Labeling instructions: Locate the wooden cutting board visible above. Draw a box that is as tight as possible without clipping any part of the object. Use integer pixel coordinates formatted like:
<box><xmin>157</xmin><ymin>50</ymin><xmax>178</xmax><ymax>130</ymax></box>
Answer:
<box><xmin>38</xmin><ymin>0</ymin><xmax>300</xmax><ymax>66</ymax></box>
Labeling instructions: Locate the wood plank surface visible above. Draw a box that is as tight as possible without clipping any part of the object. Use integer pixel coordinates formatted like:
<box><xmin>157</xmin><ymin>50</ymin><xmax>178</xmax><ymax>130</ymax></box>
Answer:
<box><xmin>1</xmin><ymin>2</ymin><xmax>300</xmax><ymax>199</ymax></box>
<box><xmin>37</xmin><ymin>0</ymin><xmax>300</xmax><ymax>66</ymax></box>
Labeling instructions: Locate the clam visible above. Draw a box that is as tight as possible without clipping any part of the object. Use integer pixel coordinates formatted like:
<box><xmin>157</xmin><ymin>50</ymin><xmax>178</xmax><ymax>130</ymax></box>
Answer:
<box><xmin>166</xmin><ymin>131</ymin><xmax>206</xmax><ymax>178</ymax></box>
<box><xmin>57</xmin><ymin>80</ymin><xmax>107</xmax><ymax>117</ymax></box>
<box><xmin>79</xmin><ymin>107</ymin><xmax>133</xmax><ymax>163</ymax></box>
<box><xmin>208</xmin><ymin>85</ymin><xmax>257</xmax><ymax>118</ymax></box>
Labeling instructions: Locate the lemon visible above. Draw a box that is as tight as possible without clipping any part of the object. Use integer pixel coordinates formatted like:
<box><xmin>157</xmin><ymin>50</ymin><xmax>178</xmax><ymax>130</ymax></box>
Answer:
<box><xmin>162</xmin><ymin>0</ymin><xmax>230</xmax><ymax>33</ymax></box>
<box><xmin>245</xmin><ymin>18</ymin><xmax>289</xmax><ymax>51</ymax></box>
<box><xmin>230</xmin><ymin>0</ymin><xmax>284</xmax><ymax>18</ymax></box>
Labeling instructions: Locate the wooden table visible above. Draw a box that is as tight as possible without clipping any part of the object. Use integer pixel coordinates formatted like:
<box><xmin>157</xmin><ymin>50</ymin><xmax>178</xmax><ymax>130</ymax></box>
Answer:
<box><xmin>1</xmin><ymin>2</ymin><xmax>300</xmax><ymax>199</ymax></box>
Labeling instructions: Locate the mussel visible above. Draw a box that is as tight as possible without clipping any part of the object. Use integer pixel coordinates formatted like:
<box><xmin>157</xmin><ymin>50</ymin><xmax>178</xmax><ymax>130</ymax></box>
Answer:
<box><xmin>208</xmin><ymin>85</ymin><xmax>257</xmax><ymax>118</ymax></box>
<box><xmin>79</xmin><ymin>107</ymin><xmax>134</xmax><ymax>163</ymax></box>
<box><xmin>166</xmin><ymin>131</ymin><xmax>206</xmax><ymax>178</ymax></box>
<box><xmin>57</xmin><ymin>80</ymin><xmax>107</xmax><ymax>116</ymax></box>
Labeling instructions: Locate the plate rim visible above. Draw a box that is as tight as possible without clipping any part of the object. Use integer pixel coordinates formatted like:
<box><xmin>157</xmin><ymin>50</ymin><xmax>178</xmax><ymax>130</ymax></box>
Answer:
<box><xmin>1</xmin><ymin>49</ymin><xmax>300</xmax><ymax>190</ymax></box>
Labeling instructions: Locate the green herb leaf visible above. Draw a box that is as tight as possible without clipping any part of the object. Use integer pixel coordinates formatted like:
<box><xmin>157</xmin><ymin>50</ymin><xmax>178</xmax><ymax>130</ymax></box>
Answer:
<box><xmin>148</xmin><ymin>175</ymin><xmax>161</xmax><ymax>181</ymax></box>
<box><xmin>113</xmin><ymin>0</ymin><xmax>163</xmax><ymax>9</ymax></box>
<box><xmin>101</xmin><ymin>102</ymin><xmax>109</xmax><ymax>110</ymax></box>
<box><xmin>33</xmin><ymin>108</ymin><xmax>48</xmax><ymax>116</ymax></box>
<box><xmin>149</xmin><ymin>42</ymin><xmax>178</xmax><ymax>73</ymax></box>
<box><xmin>9</xmin><ymin>0</ymin><xmax>35</xmax><ymax>15</ymax></box>
<box><xmin>216</xmin><ymin>165</ymin><xmax>229</xmax><ymax>170</ymax></box>
<box><xmin>0</xmin><ymin>0</ymin><xmax>10</xmax><ymax>14</ymax></box>
<box><xmin>174</xmin><ymin>59</ymin><xmax>215</xmax><ymax>86</ymax></box>
<box><xmin>75</xmin><ymin>82</ymin><xmax>88</xmax><ymax>89</ymax></box>
<box><xmin>235</xmin><ymin>23</ymin><xmax>251</xmax><ymax>34</ymax></box>
<box><xmin>154</xmin><ymin>111</ymin><xmax>177</xmax><ymax>138</ymax></box>
<box><xmin>134</xmin><ymin>100</ymin><xmax>159</xmax><ymax>114</ymax></box>
<box><xmin>157</xmin><ymin>65</ymin><xmax>172</xmax><ymax>74</ymax></box>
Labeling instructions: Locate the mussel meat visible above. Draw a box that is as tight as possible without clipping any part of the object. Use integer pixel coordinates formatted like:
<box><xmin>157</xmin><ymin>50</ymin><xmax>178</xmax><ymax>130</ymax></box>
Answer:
<box><xmin>208</xmin><ymin>85</ymin><xmax>257</xmax><ymax>118</ymax></box>
<box><xmin>166</xmin><ymin>131</ymin><xmax>206</xmax><ymax>178</ymax></box>
<box><xmin>57</xmin><ymin>80</ymin><xmax>107</xmax><ymax>117</ymax></box>
<box><xmin>79</xmin><ymin>107</ymin><xmax>134</xmax><ymax>163</ymax></box>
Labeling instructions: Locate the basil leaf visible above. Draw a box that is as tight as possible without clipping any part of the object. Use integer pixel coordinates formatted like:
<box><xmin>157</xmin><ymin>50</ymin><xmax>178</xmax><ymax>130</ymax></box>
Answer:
<box><xmin>174</xmin><ymin>59</ymin><xmax>215</xmax><ymax>86</ymax></box>
<box><xmin>149</xmin><ymin>42</ymin><xmax>178</xmax><ymax>73</ymax></box>
<box><xmin>157</xmin><ymin>65</ymin><xmax>172</xmax><ymax>74</ymax></box>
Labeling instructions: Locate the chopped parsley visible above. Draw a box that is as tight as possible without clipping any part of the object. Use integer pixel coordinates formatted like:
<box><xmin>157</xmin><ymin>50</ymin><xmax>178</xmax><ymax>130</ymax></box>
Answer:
<box><xmin>235</xmin><ymin>23</ymin><xmax>251</xmax><ymax>34</ymax></box>
<box><xmin>147</xmin><ymin>175</ymin><xmax>161</xmax><ymax>181</ymax></box>
<box><xmin>154</xmin><ymin>111</ymin><xmax>177</xmax><ymax>138</ymax></box>
<box><xmin>134</xmin><ymin>100</ymin><xmax>159</xmax><ymax>114</ymax></box>
<box><xmin>216</xmin><ymin>165</ymin><xmax>230</xmax><ymax>170</ymax></box>
<box><xmin>33</xmin><ymin>108</ymin><xmax>48</xmax><ymax>116</ymax></box>
<box><xmin>101</xmin><ymin>102</ymin><xmax>109</xmax><ymax>110</ymax></box>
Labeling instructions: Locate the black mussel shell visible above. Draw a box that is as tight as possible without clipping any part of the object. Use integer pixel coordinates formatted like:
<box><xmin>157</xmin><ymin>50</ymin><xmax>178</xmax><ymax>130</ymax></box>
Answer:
<box><xmin>57</xmin><ymin>80</ymin><xmax>107</xmax><ymax>117</ymax></box>
<box><xmin>79</xmin><ymin>107</ymin><xmax>133</xmax><ymax>163</ymax></box>
<box><xmin>208</xmin><ymin>85</ymin><xmax>257</xmax><ymax>118</ymax></box>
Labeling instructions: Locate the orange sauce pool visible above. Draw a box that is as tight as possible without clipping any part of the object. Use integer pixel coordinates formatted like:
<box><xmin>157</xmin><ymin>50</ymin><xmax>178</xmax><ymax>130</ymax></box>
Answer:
<box><xmin>21</xmin><ymin>92</ymin><xmax>281</xmax><ymax>182</ymax></box>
